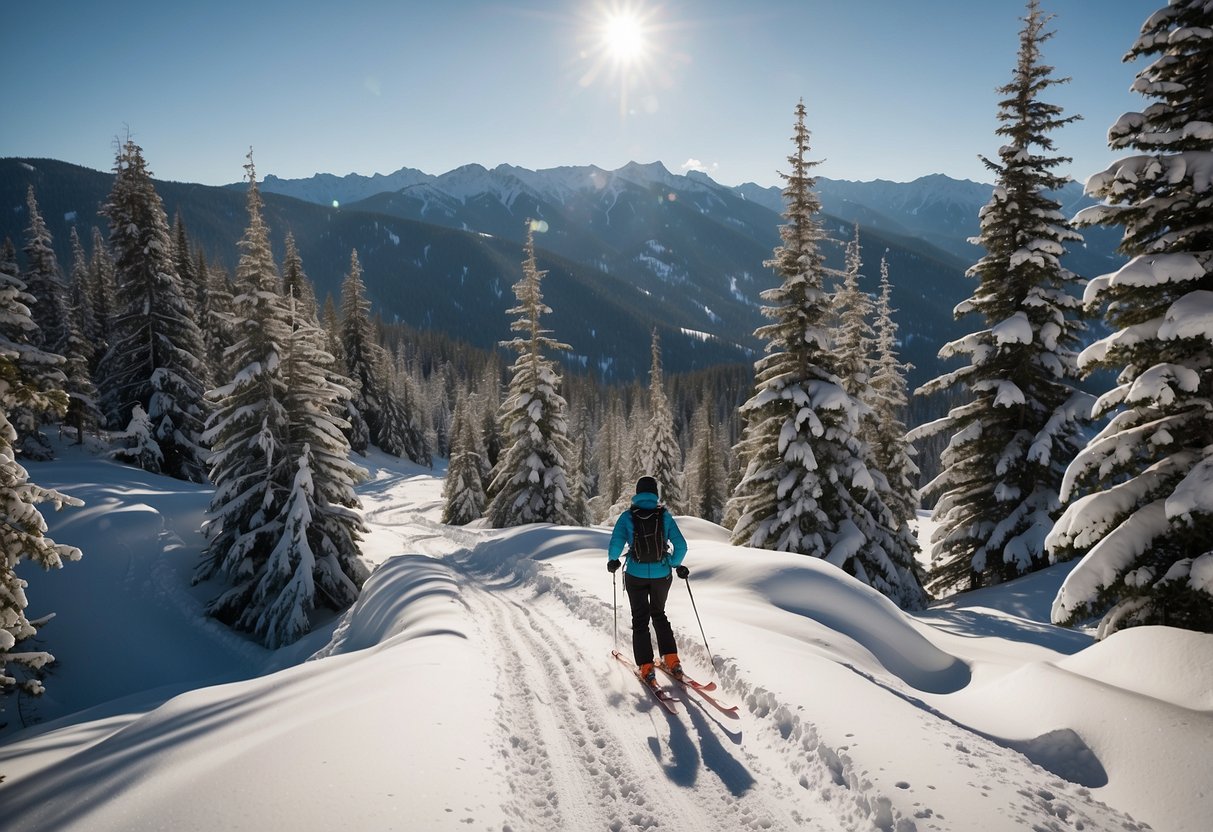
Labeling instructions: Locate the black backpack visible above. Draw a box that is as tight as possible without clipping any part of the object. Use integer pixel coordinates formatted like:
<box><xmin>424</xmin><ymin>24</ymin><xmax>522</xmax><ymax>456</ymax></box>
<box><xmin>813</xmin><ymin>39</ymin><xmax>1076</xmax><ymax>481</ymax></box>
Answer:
<box><xmin>628</xmin><ymin>506</ymin><xmax>667</xmax><ymax>564</ymax></box>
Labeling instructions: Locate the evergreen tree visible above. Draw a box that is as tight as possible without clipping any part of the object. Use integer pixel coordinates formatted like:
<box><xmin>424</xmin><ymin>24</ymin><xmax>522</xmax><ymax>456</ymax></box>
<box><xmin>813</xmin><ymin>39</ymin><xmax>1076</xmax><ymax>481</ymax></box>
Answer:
<box><xmin>833</xmin><ymin>224</ymin><xmax>875</xmax><ymax>400</ymax></box>
<box><xmin>86</xmin><ymin>227</ymin><xmax>115</xmax><ymax>363</ymax></box>
<box><xmin>281</xmin><ymin>231</ymin><xmax>318</xmax><ymax>322</ymax></box>
<box><xmin>21</xmin><ymin>187</ymin><xmax>69</xmax><ymax>356</ymax></box>
<box><xmin>726</xmin><ymin>101</ymin><xmax>925</xmax><ymax>607</ymax></box>
<box><xmin>485</xmin><ymin>224</ymin><xmax>577</xmax><ymax>527</ymax></box>
<box><xmin>97</xmin><ymin>139</ymin><xmax>208</xmax><ymax>482</ymax></box>
<box><xmin>0</xmin><ymin>254</ymin><xmax>81</xmax><ymax>699</ymax></box>
<box><xmin>869</xmin><ymin>256</ymin><xmax>921</xmax><ymax>541</ymax></box>
<box><xmin>202</xmin><ymin>260</ymin><xmax>237</xmax><ymax>386</ymax></box>
<box><xmin>66</xmin><ymin>228</ymin><xmax>98</xmax><ymax>374</ymax></box>
<box><xmin>171</xmin><ymin>214</ymin><xmax>205</xmax><ymax>331</ymax></box>
<box><xmin>112</xmin><ymin>404</ymin><xmax>163</xmax><ymax>472</ymax></box>
<box><xmin>197</xmin><ymin>151</ymin><xmax>295</xmax><ymax>619</ymax></box>
<box><xmin>1049</xmin><ymin>0</ymin><xmax>1213</xmax><ymax>636</ymax></box>
<box><xmin>913</xmin><ymin>2</ymin><xmax>1089</xmax><ymax>593</ymax></box>
<box><xmin>199</xmin><ymin>155</ymin><xmax>366</xmax><ymax>647</ymax></box>
<box><xmin>686</xmin><ymin>403</ymin><xmax>729</xmax><ymax>524</ymax></box>
<box><xmin>442</xmin><ymin>393</ymin><xmax>487</xmax><ymax>525</ymax></box>
<box><xmin>340</xmin><ymin>250</ymin><xmax>385</xmax><ymax>448</ymax></box>
<box><xmin>636</xmin><ymin>331</ymin><xmax>686</xmax><ymax>512</ymax></box>
<box><xmin>568</xmin><ymin>401</ymin><xmax>593</xmax><ymax>525</ymax></box>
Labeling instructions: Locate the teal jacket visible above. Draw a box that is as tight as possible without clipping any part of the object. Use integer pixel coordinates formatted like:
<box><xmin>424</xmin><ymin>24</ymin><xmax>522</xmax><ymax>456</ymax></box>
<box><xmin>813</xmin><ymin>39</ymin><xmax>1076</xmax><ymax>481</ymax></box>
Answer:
<box><xmin>607</xmin><ymin>493</ymin><xmax>688</xmax><ymax>578</ymax></box>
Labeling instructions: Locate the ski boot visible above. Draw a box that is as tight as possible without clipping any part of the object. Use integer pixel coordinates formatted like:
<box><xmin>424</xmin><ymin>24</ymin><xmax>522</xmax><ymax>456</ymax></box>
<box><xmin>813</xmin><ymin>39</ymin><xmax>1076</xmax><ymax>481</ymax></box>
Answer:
<box><xmin>662</xmin><ymin>653</ymin><xmax>684</xmax><ymax>681</ymax></box>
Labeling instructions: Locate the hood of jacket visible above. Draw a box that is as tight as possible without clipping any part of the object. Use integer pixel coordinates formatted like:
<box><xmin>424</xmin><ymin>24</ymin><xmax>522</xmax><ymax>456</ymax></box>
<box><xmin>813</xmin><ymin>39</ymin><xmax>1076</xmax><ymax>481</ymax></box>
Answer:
<box><xmin>630</xmin><ymin>492</ymin><xmax>660</xmax><ymax>510</ymax></box>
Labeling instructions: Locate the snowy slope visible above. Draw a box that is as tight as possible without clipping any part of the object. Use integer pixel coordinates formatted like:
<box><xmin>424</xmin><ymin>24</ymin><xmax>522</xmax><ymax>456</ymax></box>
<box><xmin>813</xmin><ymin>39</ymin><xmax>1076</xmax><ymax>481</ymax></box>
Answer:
<box><xmin>1</xmin><ymin>446</ymin><xmax>1209</xmax><ymax>831</ymax></box>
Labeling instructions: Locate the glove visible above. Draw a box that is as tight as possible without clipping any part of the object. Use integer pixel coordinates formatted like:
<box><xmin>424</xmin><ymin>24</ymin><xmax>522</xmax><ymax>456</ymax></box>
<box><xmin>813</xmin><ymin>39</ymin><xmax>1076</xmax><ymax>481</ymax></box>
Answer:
<box><xmin>676</xmin><ymin>565</ymin><xmax>689</xmax><ymax>579</ymax></box>
<box><xmin>607</xmin><ymin>559</ymin><xmax>621</xmax><ymax>573</ymax></box>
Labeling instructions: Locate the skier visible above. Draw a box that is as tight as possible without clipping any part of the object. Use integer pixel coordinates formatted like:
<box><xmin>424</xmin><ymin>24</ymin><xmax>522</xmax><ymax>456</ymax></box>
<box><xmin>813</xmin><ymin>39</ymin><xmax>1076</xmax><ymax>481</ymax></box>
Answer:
<box><xmin>607</xmin><ymin>475</ymin><xmax>689</xmax><ymax>685</ymax></box>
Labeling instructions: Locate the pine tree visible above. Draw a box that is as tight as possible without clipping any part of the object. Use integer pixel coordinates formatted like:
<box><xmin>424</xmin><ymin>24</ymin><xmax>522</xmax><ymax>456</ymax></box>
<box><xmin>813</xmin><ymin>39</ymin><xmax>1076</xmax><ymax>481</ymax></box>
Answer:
<box><xmin>281</xmin><ymin>231</ymin><xmax>318</xmax><ymax>322</ymax></box>
<box><xmin>726</xmin><ymin>101</ymin><xmax>925</xmax><ymax>607</ymax></box>
<box><xmin>833</xmin><ymin>224</ymin><xmax>875</xmax><ymax>399</ymax></box>
<box><xmin>869</xmin><ymin>256</ymin><xmax>921</xmax><ymax>541</ymax></box>
<box><xmin>202</xmin><ymin>260</ymin><xmax>237</xmax><ymax>388</ymax></box>
<box><xmin>442</xmin><ymin>393</ymin><xmax>487</xmax><ymax>525</ymax></box>
<box><xmin>636</xmin><ymin>331</ymin><xmax>685</xmax><ymax>512</ymax></box>
<box><xmin>197</xmin><ymin>151</ymin><xmax>295</xmax><ymax>619</ymax></box>
<box><xmin>171</xmin><ymin>214</ymin><xmax>206</xmax><ymax>331</ymax></box>
<box><xmin>199</xmin><ymin>155</ymin><xmax>366</xmax><ymax>647</ymax></box>
<box><xmin>112</xmin><ymin>404</ymin><xmax>163</xmax><ymax>472</ymax></box>
<box><xmin>97</xmin><ymin>139</ymin><xmax>208</xmax><ymax>482</ymax></box>
<box><xmin>0</xmin><ymin>254</ymin><xmax>81</xmax><ymax>698</ymax></box>
<box><xmin>866</xmin><ymin>255</ymin><xmax>924</xmax><ymax>592</ymax></box>
<box><xmin>21</xmin><ymin>187</ymin><xmax>69</xmax><ymax>356</ymax></box>
<box><xmin>86</xmin><ymin>227</ymin><xmax>115</xmax><ymax>364</ymax></box>
<box><xmin>912</xmin><ymin>2</ymin><xmax>1089</xmax><ymax>594</ymax></box>
<box><xmin>1049</xmin><ymin>1</ymin><xmax>1213</xmax><ymax>636</ymax></box>
<box><xmin>485</xmin><ymin>223</ymin><xmax>577</xmax><ymax>527</ymax></box>
<box><xmin>686</xmin><ymin>403</ymin><xmax>729</xmax><ymax>524</ymax></box>
<box><xmin>340</xmin><ymin>250</ymin><xmax>384</xmax><ymax>448</ymax></box>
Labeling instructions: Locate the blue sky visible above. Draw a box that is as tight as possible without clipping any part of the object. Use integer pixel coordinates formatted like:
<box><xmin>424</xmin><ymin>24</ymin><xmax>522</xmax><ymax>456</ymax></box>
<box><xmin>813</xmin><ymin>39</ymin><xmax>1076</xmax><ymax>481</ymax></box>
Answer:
<box><xmin>5</xmin><ymin>0</ymin><xmax>1155</xmax><ymax>188</ymax></box>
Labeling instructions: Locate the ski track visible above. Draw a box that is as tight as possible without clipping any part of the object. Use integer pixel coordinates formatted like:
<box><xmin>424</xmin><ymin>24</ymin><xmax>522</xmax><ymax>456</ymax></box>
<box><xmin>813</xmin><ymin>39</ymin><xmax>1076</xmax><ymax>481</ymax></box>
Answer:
<box><xmin>460</xmin><ymin>564</ymin><xmax>836</xmax><ymax>832</ymax></box>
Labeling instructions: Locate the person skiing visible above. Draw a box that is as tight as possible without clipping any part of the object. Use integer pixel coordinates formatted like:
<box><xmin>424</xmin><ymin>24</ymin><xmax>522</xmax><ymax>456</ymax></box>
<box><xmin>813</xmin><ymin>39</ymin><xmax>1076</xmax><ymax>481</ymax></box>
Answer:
<box><xmin>607</xmin><ymin>475</ymin><xmax>689</xmax><ymax>685</ymax></box>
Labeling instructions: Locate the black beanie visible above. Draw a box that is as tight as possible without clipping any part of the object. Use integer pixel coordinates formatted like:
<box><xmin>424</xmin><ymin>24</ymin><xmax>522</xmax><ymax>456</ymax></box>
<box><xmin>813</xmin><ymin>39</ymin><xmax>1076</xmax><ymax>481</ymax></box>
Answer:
<box><xmin>636</xmin><ymin>476</ymin><xmax>659</xmax><ymax>496</ymax></box>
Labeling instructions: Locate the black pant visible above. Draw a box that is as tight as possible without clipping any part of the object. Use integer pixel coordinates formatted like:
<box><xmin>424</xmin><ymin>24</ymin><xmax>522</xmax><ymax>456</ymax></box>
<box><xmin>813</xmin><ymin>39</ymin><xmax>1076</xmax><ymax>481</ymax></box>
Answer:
<box><xmin>625</xmin><ymin>574</ymin><xmax>676</xmax><ymax>665</ymax></box>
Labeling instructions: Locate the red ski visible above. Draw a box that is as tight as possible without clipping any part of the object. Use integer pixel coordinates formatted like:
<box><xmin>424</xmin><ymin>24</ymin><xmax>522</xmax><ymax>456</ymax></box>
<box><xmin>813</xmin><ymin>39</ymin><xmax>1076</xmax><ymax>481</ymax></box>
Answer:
<box><xmin>611</xmin><ymin>650</ymin><xmax>678</xmax><ymax>714</ymax></box>
<box><xmin>658</xmin><ymin>665</ymin><xmax>740</xmax><ymax>718</ymax></box>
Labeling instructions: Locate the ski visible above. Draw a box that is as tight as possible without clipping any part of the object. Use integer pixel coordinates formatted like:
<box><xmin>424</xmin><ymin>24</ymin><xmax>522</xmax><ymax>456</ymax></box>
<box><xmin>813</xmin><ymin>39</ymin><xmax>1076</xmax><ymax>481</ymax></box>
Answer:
<box><xmin>657</xmin><ymin>666</ymin><xmax>740</xmax><ymax>718</ymax></box>
<box><xmin>611</xmin><ymin>650</ymin><xmax>678</xmax><ymax>714</ymax></box>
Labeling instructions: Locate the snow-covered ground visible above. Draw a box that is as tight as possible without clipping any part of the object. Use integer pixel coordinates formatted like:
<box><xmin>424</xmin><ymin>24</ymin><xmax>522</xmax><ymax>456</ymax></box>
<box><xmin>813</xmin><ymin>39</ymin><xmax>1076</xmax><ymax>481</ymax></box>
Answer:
<box><xmin>1</xmin><ymin>444</ymin><xmax>1210</xmax><ymax>831</ymax></box>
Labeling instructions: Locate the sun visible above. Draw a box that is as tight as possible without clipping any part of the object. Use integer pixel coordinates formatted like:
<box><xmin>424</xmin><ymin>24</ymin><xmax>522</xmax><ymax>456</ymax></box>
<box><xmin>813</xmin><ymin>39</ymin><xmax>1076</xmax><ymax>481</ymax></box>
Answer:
<box><xmin>603</xmin><ymin>11</ymin><xmax>646</xmax><ymax>64</ymax></box>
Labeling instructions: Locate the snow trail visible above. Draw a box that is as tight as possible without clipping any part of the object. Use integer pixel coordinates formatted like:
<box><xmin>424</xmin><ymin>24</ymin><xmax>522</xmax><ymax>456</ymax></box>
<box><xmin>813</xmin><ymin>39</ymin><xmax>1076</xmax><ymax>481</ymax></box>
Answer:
<box><xmin>459</xmin><ymin>559</ymin><xmax>834</xmax><ymax>832</ymax></box>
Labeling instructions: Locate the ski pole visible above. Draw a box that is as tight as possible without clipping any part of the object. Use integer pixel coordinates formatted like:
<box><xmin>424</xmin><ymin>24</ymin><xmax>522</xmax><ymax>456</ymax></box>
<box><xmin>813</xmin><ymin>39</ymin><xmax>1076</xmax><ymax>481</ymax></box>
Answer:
<box><xmin>612</xmin><ymin>569</ymin><xmax>619</xmax><ymax>652</ymax></box>
<box><xmin>683</xmin><ymin>573</ymin><xmax>717</xmax><ymax>673</ymax></box>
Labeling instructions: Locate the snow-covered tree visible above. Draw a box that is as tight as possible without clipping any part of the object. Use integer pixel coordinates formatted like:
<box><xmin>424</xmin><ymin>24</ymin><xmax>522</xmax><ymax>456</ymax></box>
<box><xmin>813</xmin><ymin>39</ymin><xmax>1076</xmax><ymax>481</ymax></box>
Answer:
<box><xmin>0</xmin><ymin>255</ymin><xmax>81</xmax><ymax>698</ymax></box>
<box><xmin>86</xmin><ymin>227</ymin><xmax>115</xmax><ymax>363</ymax></box>
<box><xmin>635</xmin><ymin>331</ymin><xmax>685</xmax><ymax>512</ymax></box>
<box><xmin>197</xmin><ymin>152</ymin><xmax>295</xmax><ymax>622</ymax></box>
<box><xmin>726</xmin><ymin>101</ymin><xmax>925</xmax><ymax>608</ymax></box>
<box><xmin>199</xmin><ymin>155</ymin><xmax>366</xmax><ymax>647</ymax></box>
<box><xmin>21</xmin><ymin>187</ymin><xmax>69</xmax><ymax>356</ymax></box>
<box><xmin>112</xmin><ymin>404</ymin><xmax>163</xmax><ymax>472</ymax></box>
<box><xmin>1049</xmin><ymin>1</ymin><xmax>1213</xmax><ymax>637</ymax></box>
<box><xmin>282</xmin><ymin>231</ymin><xmax>318</xmax><ymax>323</ymax></box>
<box><xmin>171</xmin><ymin>214</ymin><xmax>206</xmax><ymax>332</ymax></box>
<box><xmin>201</xmin><ymin>260</ymin><xmax>237</xmax><ymax>389</ymax></box>
<box><xmin>485</xmin><ymin>224</ymin><xmax>577</xmax><ymax>527</ymax></box>
<box><xmin>833</xmin><ymin>224</ymin><xmax>875</xmax><ymax>399</ymax></box>
<box><xmin>340</xmin><ymin>250</ymin><xmax>384</xmax><ymax>449</ymax></box>
<box><xmin>96</xmin><ymin>139</ymin><xmax>208</xmax><ymax>482</ymax></box>
<box><xmin>911</xmin><ymin>2</ymin><xmax>1089</xmax><ymax>594</ymax></box>
<box><xmin>442</xmin><ymin>393</ymin><xmax>487</xmax><ymax>525</ymax></box>
<box><xmin>868</xmin><ymin>256</ymin><xmax>921</xmax><ymax>542</ymax></box>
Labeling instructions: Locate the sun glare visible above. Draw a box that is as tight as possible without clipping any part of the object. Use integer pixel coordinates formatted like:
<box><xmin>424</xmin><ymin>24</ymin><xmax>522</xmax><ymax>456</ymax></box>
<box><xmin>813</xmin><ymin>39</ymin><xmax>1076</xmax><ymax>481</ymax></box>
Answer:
<box><xmin>603</xmin><ymin>12</ymin><xmax>645</xmax><ymax>63</ymax></box>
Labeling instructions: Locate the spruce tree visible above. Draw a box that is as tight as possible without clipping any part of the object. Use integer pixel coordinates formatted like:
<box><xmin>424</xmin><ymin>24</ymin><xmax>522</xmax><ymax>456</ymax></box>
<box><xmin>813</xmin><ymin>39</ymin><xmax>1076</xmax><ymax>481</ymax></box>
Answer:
<box><xmin>869</xmin><ymin>256</ymin><xmax>921</xmax><ymax>543</ymax></box>
<box><xmin>200</xmin><ymin>156</ymin><xmax>366</xmax><ymax>647</ymax></box>
<box><xmin>97</xmin><ymin>139</ymin><xmax>208</xmax><ymax>482</ymax></box>
<box><xmin>833</xmin><ymin>225</ymin><xmax>875</xmax><ymax>400</ymax></box>
<box><xmin>637</xmin><ymin>330</ymin><xmax>685</xmax><ymax>512</ymax></box>
<box><xmin>726</xmin><ymin>101</ymin><xmax>925</xmax><ymax>607</ymax></box>
<box><xmin>282</xmin><ymin>231</ymin><xmax>318</xmax><ymax>322</ymax></box>
<box><xmin>485</xmin><ymin>224</ymin><xmax>577</xmax><ymax>527</ymax></box>
<box><xmin>0</xmin><ymin>254</ymin><xmax>81</xmax><ymax>699</ymax></box>
<box><xmin>686</xmin><ymin>403</ymin><xmax>729</xmax><ymax>524</ymax></box>
<box><xmin>442</xmin><ymin>393</ymin><xmax>487</xmax><ymax>525</ymax></box>
<box><xmin>86</xmin><ymin>227</ymin><xmax>115</xmax><ymax>364</ymax></box>
<box><xmin>1049</xmin><ymin>0</ymin><xmax>1213</xmax><ymax>636</ymax></box>
<box><xmin>913</xmin><ymin>2</ymin><xmax>1089</xmax><ymax>594</ymax></box>
<box><xmin>340</xmin><ymin>250</ymin><xmax>384</xmax><ymax>449</ymax></box>
<box><xmin>21</xmin><ymin>187</ymin><xmax>69</xmax><ymax>356</ymax></box>
<box><xmin>197</xmin><ymin>152</ymin><xmax>295</xmax><ymax>620</ymax></box>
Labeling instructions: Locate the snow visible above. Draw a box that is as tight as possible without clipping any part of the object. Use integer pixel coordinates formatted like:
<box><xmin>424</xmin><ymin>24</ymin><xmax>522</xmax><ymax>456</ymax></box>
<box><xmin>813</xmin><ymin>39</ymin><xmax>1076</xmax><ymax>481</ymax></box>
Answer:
<box><xmin>1</xmin><ymin>442</ymin><xmax>1207</xmax><ymax>831</ymax></box>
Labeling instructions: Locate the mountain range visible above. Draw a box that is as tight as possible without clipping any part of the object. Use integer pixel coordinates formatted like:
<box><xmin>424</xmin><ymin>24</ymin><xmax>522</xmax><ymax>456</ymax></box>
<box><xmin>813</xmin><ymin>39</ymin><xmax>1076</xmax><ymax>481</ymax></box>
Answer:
<box><xmin>0</xmin><ymin>157</ymin><xmax>1124</xmax><ymax>387</ymax></box>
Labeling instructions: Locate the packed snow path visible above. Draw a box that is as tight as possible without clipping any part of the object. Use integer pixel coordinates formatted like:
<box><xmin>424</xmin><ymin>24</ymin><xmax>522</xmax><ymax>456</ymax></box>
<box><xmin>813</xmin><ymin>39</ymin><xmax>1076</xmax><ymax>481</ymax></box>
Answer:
<box><xmin>461</xmin><ymin>565</ymin><xmax>832</xmax><ymax>832</ymax></box>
